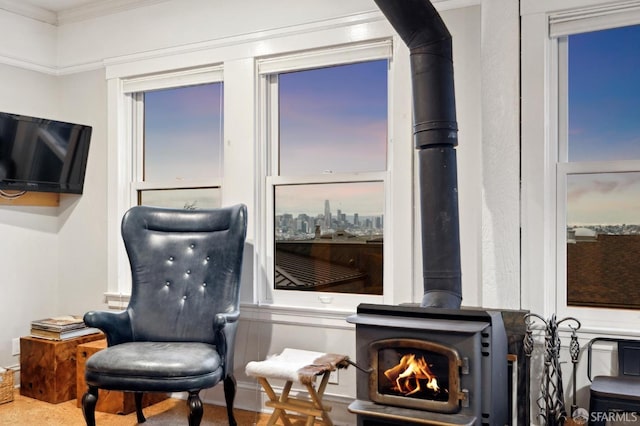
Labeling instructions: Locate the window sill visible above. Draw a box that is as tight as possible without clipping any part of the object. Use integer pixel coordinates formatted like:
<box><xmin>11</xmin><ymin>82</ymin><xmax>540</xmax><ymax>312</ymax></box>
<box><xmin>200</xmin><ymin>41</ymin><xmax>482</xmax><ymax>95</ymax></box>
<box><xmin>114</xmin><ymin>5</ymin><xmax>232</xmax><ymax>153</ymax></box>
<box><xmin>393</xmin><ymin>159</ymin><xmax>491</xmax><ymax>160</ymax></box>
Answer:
<box><xmin>104</xmin><ymin>292</ymin><xmax>356</xmax><ymax>328</ymax></box>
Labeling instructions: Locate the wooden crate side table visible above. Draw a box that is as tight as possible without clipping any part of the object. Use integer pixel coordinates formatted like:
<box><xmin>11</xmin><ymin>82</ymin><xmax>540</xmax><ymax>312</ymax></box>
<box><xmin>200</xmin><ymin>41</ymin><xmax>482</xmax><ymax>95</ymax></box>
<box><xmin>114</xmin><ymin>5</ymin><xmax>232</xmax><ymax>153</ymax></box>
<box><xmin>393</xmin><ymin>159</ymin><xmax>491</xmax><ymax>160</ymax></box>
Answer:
<box><xmin>76</xmin><ymin>339</ymin><xmax>168</xmax><ymax>414</ymax></box>
<box><xmin>20</xmin><ymin>333</ymin><xmax>105</xmax><ymax>403</ymax></box>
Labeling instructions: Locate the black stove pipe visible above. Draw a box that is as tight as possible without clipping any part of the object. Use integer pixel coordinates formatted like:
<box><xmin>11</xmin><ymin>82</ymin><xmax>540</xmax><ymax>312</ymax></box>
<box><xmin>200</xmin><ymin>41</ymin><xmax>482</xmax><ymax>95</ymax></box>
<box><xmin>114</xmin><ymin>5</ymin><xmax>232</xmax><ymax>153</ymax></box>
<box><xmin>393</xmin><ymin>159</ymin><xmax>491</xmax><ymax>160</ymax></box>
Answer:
<box><xmin>374</xmin><ymin>0</ymin><xmax>462</xmax><ymax>309</ymax></box>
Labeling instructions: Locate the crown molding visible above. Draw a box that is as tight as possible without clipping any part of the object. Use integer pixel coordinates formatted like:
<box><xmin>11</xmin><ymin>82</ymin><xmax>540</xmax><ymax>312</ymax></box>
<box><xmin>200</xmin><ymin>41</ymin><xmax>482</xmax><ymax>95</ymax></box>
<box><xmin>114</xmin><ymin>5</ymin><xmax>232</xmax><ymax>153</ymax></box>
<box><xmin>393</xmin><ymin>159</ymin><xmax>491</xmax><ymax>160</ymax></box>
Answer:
<box><xmin>57</xmin><ymin>0</ymin><xmax>171</xmax><ymax>25</ymax></box>
<box><xmin>0</xmin><ymin>0</ymin><xmax>56</xmax><ymax>24</ymax></box>
<box><xmin>0</xmin><ymin>53</ymin><xmax>57</xmax><ymax>75</ymax></box>
<box><xmin>0</xmin><ymin>0</ymin><xmax>171</xmax><ymax>26</ymax></box>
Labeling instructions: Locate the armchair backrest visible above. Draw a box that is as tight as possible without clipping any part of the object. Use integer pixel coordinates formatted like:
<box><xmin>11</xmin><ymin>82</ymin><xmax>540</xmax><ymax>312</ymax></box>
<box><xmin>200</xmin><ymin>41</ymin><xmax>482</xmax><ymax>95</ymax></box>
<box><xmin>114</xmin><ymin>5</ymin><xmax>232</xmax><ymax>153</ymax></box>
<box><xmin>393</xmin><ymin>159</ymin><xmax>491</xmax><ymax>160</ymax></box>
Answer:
<box><xmin>121</xmin><ymin>204</ymin><xmax>247</xmax><ymax>344</ymax></box>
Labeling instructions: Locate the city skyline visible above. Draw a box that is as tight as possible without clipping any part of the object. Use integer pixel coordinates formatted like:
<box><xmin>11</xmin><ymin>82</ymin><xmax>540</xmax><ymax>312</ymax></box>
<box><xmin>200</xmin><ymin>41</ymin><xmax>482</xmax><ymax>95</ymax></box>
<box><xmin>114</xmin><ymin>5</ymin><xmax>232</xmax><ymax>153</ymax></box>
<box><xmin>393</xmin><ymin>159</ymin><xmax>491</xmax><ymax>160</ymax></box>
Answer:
<box><xmin>274</xmin><ymin>182</ymin><xmax>384</xmax><ymax>218</ymax></box>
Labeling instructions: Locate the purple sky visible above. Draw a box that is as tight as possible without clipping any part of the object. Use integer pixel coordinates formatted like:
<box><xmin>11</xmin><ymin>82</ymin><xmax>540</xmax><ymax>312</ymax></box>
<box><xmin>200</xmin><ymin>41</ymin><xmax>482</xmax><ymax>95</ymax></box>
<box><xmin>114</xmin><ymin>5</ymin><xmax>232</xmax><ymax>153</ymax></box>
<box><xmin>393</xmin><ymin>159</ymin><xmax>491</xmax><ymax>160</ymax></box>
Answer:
<box><xmin>144</xmin><ymin>83</ymin><xmax>223</xmax><ymax>182</ymax></box>
<box><xmin>567</xmin><ymin>24</ymin><xmax>640</xmax><ymax>226</ymax></box>
<box><xmin>276</xmin><ymin>60</ymin><xmax>387</xmax><ymax>216</ymax></box>
<box><xmin>140</xmin><ymin>60</ymin><xmax>388</xmax><ymax>217</ymax></box>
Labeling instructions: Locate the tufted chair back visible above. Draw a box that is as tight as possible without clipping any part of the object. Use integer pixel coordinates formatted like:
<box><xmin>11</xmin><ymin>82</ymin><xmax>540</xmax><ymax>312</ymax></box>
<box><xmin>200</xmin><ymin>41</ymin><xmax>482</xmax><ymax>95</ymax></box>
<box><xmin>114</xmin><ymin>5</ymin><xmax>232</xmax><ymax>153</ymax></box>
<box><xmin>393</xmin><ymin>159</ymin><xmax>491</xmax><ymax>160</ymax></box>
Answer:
<box><xmin>122</xmin><ymin>204</ymin><xmax>246</xmax><ymax>346</ymax></box>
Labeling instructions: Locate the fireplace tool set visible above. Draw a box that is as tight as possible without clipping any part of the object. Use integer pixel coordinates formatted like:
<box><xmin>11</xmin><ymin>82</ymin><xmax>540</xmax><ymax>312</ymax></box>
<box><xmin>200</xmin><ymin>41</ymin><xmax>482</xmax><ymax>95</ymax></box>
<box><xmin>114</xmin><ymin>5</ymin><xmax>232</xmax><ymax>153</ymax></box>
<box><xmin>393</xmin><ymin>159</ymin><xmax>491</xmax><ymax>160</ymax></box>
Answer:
<box><xmin>524</xmin><ymin>313</ymin><xmax>581</xmax><ymax>426</ymax></box>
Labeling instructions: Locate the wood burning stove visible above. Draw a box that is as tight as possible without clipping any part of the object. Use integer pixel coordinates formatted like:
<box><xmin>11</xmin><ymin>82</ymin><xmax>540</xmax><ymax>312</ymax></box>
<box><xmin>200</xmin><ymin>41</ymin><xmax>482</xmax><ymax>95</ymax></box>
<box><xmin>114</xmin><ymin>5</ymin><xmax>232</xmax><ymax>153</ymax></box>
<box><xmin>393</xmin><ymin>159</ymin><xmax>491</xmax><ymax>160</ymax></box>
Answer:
<box><xmin>348</xmin><ymin>304</ymin><xmax>509</xmax><ymax>426</ymax></box>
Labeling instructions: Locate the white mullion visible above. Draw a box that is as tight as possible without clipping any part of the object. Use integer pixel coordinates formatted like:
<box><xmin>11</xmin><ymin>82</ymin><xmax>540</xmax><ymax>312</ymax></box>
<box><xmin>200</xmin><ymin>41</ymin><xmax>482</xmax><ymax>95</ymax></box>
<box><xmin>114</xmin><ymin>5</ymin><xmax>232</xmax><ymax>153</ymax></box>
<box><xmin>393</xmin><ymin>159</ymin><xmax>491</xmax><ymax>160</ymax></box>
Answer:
<box><xmin>268</xmin><ymin>75</ymin><xmax>280</xmax><ymax>177</ymax></box>
<box><xmin>269</xmin><ymin>172</ymin><xmax>386</xmax><ymax>186</ymax></box>
<box><xmin>132</xmin><ymin>179</ymin><xmax>223</xmax><ymax>191</ymax></box>
<box><xmin>131</xmin><ymin>92</ymin><xmax>144</xmax><ymax>205</ymax></box>
<box><xmin>257</xmin><ymin>73</ymin><xmax>278</xmax><ymax>304</ymax></box>
<box><xmin>559</xmin><ymin>160</ymin><xmax>640</xmax><ymax>175</ymax></box>
<box><xmin>132</xmin><ymin>93</ymin><xmax>144</xmax><ymax>183</ymax></box>
<box><xmin>555</xmin><ymin>164</ymin><xmax>569</xmax><ymax>320</ymax></box>
<box><xmin>557</xmin><ymin>38</ymin><xmax>569</xmax><ymax>164</ymax></box>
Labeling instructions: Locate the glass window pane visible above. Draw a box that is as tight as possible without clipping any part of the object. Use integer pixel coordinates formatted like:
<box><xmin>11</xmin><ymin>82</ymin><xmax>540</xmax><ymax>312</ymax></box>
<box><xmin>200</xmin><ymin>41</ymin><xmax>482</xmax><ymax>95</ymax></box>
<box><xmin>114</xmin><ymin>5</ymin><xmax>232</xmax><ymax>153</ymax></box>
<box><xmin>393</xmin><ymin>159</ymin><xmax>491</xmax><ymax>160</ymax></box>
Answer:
<box><xmin>139</xmin><ymin>188</ymin><xmax>221</xmax><ymax>209</ymax></box>
<box><xmin>144</xmin><ymin>83</ymin><xmax>223</xmax><ymax>181</ymax></box>
<box><xmin>566</xmin><ymin>172</ymin><xmax>640</xmax><ymax>309</ymax></box>
<box><xmin>274</xmin><ymin>182</ymin><xmax>383</xmax><ymax>294</ymax></box>
<box><xmin>568</xmin><ymin>25</ymin><xmax>640</xmax><ymax>162</ymax></box>
<box><xmin>278</xmin><ymin>60</ymin><xmax>387</xmax><ymax>175</ymax></box>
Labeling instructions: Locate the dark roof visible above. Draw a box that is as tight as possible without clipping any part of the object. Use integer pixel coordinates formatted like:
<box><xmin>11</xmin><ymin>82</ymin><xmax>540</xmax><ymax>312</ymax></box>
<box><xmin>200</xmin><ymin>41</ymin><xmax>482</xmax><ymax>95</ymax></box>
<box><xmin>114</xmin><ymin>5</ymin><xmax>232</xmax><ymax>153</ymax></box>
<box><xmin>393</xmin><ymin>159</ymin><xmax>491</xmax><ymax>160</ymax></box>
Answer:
<box><xmin>567</xmin><ymin>234</ymin><xmax>640</xmax><ymax>309</ymax></box>
<box><xmin>274</xmin><ymin>250</ymin><xmax>366</xmax><ymax>291</ymax></box>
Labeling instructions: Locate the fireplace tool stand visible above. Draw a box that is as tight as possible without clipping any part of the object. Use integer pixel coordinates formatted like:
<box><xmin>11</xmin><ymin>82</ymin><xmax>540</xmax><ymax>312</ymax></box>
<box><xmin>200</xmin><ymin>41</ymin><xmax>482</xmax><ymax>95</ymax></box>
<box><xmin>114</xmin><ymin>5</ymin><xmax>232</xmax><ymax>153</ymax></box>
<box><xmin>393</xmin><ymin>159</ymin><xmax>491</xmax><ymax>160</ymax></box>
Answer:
<box><xmin>524</xmin><ymin>313</ymin><xmax>581</xmax><ymax>426</ymax></box>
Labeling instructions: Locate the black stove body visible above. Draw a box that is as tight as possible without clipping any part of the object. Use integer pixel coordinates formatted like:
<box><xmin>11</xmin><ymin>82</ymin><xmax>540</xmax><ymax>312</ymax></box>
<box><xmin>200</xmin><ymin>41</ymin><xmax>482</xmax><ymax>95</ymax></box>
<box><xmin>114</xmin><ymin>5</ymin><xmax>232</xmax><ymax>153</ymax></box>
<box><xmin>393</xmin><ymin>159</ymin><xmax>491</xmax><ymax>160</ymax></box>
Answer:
<box><xmin>347</xmin><ymin>304</ymin><xmax>509</xmax><ymax>426</ymax></box>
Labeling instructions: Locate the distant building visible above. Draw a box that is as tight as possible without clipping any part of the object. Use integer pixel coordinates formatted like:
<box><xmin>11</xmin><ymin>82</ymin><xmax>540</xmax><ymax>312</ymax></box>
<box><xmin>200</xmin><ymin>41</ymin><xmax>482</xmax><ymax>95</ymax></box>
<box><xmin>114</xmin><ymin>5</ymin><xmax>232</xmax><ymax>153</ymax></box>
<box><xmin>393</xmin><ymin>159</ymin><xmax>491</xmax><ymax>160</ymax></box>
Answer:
<box><xmin>324</xmin><ymin>199</ymin><xmax>332</xmax><ymax>229</ymax></box>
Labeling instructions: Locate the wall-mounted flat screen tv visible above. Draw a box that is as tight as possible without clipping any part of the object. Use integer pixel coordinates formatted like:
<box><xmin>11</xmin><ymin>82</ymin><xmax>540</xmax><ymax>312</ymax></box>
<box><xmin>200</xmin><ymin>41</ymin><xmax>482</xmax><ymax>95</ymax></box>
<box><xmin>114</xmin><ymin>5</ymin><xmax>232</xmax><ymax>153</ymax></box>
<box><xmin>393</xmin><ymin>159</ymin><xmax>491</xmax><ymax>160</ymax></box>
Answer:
<box><xmin>0</xmin><ymin>112</ymin><xmax>92</xmax><ymax>194</ymax></box>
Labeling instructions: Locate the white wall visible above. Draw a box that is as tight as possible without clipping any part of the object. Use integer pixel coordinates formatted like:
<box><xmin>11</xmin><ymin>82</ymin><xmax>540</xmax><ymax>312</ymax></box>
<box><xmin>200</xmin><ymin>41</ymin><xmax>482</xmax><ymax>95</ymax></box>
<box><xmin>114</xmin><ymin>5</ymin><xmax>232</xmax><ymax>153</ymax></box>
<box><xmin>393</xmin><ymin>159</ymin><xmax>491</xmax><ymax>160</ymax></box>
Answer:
<box><xmin>0</xmin><ymin>63</ymin><xmax>63</xmax><ymax>368</ymax></box>
<box><xmin>56</xmin><ymin>0</ymin><xmax>380</xmax><ymax>71</ymax></box>
<box><xmin>56</xmin><ymin>69</ymin><xmax>109</xmax><ymax>316</ymax></box>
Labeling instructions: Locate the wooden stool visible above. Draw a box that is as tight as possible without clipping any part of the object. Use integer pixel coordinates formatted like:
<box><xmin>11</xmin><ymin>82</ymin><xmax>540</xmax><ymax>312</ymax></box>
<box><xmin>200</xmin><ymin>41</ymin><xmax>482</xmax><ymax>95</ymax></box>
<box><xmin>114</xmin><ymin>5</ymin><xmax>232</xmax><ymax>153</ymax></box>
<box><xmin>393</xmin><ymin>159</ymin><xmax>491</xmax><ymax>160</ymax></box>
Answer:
<box><xmin>245</xmin><ymin>348</ymin><xmax>350</xmax><ymax>426</ymax></box>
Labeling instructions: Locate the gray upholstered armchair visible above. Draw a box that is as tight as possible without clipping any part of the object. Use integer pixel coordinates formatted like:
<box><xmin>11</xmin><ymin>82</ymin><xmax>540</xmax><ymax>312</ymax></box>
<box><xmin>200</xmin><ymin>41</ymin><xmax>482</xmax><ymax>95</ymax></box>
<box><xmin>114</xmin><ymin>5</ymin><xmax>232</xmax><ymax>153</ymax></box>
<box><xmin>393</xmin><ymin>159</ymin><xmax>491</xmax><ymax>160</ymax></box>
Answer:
<box><xmin>81</xmin><ymin>204</ymin><xmax>247</xmax><ymax>426</ymax></box>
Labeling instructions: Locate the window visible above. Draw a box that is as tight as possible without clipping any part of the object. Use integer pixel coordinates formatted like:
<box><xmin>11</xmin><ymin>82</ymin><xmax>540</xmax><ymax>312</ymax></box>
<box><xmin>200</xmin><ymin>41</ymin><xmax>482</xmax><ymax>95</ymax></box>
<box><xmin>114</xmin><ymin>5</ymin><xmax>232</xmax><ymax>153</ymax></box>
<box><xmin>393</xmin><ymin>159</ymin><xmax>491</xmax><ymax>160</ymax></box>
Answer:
<box><xmin>554</xmin><ymin>20</ymin><xmax>640</xmax><ymax>325</ymax></box>
<box><xmin>523</xmin><ymin>1</ymin><xmax>640</xmax><ymax>330</ymax></box>
<box><xmin>125</xmin><ymin>67</ymin><xmax>224</xmax><ymax>209</ymax></box>
<box><xmin>106</xmin><ymin>19</ymin><xmax>414</xmax><ymax>305</ymax></box>
<box><xmin>258</xmin><ymin>43</ymin><xmax>391</xmax><ymax>306</ymax></box>
<box><xmin>106</xmin><ymin>66</ymin><xmax>224</xmax><ymax>298</ymax></box>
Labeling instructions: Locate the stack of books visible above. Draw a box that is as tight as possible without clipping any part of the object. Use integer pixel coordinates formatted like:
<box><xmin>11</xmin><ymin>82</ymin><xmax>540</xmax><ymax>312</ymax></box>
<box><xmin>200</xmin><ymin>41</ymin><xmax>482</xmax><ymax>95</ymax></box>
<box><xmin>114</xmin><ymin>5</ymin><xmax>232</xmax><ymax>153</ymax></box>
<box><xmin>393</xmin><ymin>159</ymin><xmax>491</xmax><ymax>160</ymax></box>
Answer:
<box><xmin>30</xmin><ymin>315</ymin><xmax>101</xmax><ymax>341</ymax></box>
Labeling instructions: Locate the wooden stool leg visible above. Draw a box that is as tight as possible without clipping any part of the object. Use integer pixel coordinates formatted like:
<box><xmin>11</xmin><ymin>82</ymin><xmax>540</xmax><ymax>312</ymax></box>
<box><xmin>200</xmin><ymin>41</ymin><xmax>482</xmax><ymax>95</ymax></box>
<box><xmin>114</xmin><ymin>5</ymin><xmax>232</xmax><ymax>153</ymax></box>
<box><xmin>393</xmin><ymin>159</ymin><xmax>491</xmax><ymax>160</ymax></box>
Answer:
<box><xmin>278</xmin><ymin>381</ymin><xmax>294</xmax><ymax>426</ymax></box>
<box><xmin>258</xmin><ymin>371</ymin><xmax>339</xmax><ymax>426</ymax></box>
<box><xmin>306</xmin><ymin>372</ymin><xmax>333</xmax><ymax>426</ymax></box>
<box><xmin>259</xmin><ymin>378</ymin><xmax>294</xmax><ymax>426</ymax></box>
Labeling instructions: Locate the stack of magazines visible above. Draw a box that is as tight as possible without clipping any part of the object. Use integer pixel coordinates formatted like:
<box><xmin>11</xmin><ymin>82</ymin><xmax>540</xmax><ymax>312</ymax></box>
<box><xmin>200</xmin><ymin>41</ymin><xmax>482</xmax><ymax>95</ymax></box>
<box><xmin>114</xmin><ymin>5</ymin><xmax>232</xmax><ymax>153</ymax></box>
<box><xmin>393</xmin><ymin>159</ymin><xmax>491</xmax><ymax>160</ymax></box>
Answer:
<box><xmin>30</xmin><ymin>315</ymin><xmax>101</xmax><ymax>341</ymax></box>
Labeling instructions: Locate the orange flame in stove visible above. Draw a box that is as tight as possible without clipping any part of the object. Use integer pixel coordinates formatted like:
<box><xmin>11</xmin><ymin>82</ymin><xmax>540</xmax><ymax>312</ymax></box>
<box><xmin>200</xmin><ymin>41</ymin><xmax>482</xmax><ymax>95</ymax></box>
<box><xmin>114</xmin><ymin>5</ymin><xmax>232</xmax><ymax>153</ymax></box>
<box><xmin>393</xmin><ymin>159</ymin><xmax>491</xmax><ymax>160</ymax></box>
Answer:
<box><xmin>383</xmin><ymin>354</ymin><xmax>440</xmax><ymax>396</ymax></box>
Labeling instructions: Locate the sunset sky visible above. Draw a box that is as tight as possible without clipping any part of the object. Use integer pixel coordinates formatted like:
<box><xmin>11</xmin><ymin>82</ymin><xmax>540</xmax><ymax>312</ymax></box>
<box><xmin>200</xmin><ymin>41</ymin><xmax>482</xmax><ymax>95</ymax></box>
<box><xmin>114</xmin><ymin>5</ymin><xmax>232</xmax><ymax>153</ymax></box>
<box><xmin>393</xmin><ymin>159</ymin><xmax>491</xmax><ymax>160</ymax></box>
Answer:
<box><xmin>144</xmin><ymin>83</ymin><xmax>223</xmax><ymax>182</ymax></box>
<box><xmin>275</xmin><ymin>60</ymin><xmax>388</xmax><ymax>217</ymax></box>
<box><xmin>142</xmin><ymin>61</ymin><xmax>387</xmax><ymax>216</ymax></box>
<box><xmin>567</xmin><ymin>24</ymin><xmax>640</xmax><ymax>226</ymax></box>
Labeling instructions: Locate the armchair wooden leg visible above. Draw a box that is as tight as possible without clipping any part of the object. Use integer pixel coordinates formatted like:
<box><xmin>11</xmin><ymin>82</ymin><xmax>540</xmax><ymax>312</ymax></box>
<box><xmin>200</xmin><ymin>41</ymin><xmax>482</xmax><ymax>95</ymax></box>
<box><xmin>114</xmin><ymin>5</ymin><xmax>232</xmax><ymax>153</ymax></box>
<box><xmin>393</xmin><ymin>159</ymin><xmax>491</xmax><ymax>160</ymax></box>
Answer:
<box><xmin>81</xmin><ymin>386</ymin><xmax>99</xmax><ymax>426</ymax></box>
<box><xmin>134</xmin><ymin>392</ymin><xmax>146</xmax><ymax>423</ymax></box>
<box><xmin>224</xmin><ymin>375</ymin><xmax>238</xmax><ymax>426</ymax></box>
<box><xmin>187</xmin><ymin>391</ymin><xmax>204</xmax><ymax>426</ymax></box>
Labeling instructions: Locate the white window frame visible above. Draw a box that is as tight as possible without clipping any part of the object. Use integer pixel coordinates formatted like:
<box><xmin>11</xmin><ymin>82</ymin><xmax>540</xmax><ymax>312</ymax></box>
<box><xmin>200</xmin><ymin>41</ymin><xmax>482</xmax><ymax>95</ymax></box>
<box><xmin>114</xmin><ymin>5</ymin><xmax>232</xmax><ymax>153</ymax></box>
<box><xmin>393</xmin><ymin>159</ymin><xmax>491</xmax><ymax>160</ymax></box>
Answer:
<box><xmin>107</xmin><ymin>65</ymin><xmax>224</xmax><ymax>298</ymax></box>
<box><xmin>522</xmin><ymin>0</ymin><xmax>640</xmax><ymax>333</ymax></box>
<box><xmin>255</xmin><ymin>40</ymin><xmax>413</xmax><ymax>311</ymax></box>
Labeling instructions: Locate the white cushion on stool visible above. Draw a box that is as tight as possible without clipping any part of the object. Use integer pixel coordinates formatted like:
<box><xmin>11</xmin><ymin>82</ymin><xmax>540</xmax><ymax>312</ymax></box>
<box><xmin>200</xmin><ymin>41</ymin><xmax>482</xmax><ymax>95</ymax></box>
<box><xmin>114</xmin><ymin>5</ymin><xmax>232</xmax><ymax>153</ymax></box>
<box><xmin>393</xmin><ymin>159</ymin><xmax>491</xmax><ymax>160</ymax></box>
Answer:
<box><xmin>245</xmin><ymin>348</ymin><xmax>348</xmax><ymax>385</ymax></box>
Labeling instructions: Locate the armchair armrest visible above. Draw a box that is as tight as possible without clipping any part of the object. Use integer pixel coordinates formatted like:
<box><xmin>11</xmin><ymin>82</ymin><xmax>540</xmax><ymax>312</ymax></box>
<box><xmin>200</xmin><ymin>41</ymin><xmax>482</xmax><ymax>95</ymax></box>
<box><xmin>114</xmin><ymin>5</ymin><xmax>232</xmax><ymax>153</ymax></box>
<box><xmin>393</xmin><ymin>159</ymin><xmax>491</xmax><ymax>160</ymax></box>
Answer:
<box><xmin>84</xmin><ymin>310</ymin><xmax>133</xmax><ymax>346</ymax></box>
<box><xmin>214</xmin><ymin>311</ymin><xmax>240</xmax><ymax>328</ymax></box>
<box><xmin>213</xmin><ymin>310</ymin><xmax>240</xmax><ymax>375</ymax></box>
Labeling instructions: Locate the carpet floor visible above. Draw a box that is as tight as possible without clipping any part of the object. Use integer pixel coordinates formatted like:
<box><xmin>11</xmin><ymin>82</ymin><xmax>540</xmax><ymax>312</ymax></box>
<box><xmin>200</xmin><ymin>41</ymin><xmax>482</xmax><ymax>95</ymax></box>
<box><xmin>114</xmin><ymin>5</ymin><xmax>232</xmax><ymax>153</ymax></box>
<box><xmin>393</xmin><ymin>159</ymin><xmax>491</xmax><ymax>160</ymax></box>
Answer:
<box><xmin>0</xmin><ymin>390</ymin><xmax>278</xmax><ymax>426</ymax></box>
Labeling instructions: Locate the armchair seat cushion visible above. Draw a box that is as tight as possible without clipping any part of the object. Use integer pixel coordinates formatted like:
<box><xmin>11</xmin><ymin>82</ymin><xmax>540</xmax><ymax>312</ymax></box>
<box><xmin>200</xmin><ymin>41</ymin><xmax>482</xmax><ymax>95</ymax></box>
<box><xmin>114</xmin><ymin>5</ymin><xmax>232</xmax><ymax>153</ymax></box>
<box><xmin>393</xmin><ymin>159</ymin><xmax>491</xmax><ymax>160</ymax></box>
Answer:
<box><xmin>85</xmin><ymin>342</ymin><xmax>222</xmax><ymax>393</ymax></box>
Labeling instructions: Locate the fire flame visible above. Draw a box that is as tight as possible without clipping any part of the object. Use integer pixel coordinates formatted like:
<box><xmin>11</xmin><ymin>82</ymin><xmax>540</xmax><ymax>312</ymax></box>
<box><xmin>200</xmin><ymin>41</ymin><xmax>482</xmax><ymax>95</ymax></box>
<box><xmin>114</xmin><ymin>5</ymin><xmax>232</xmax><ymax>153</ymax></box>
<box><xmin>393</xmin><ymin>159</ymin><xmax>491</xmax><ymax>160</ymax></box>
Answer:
<box><xmin>383</xmin><ymin>354</ymin><xmax>440</xmax><ymax>396</ymax></box>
